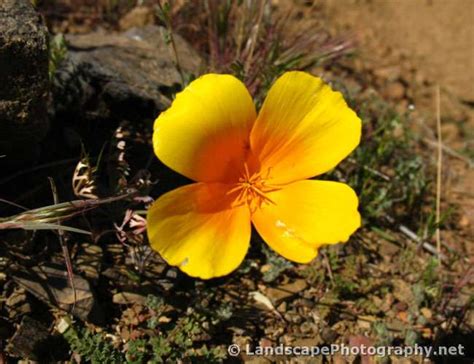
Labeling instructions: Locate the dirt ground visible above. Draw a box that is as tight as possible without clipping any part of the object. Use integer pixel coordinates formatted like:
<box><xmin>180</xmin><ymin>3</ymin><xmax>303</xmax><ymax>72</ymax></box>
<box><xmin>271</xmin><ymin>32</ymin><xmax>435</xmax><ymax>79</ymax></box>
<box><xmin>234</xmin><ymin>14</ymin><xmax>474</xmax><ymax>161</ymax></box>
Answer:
<box><xmin>321</xmin><ymin>0</ymin><xmax>474</xmax><ymax>104</ymax></box>
<box><xmin>293</xmin><ymin>0</ymin><xmax>474</xmax><ymax>242</ymax></box>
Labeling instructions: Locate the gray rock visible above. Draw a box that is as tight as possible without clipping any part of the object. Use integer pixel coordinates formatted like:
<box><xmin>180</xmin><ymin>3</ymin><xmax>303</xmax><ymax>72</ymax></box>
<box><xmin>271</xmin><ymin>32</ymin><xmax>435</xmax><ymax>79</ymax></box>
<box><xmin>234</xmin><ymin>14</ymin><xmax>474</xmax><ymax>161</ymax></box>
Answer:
<box><xmin>52</xmin><ymin>25</ymin><xmax>204</xmax><ymax>133</ymax></box>
<box><xmin>6</xmin><ymin>316</ymin><xmax>49</xmax><ymax>360</ymax></box>
<box><xmin>11</xmin><ymin>263</ymin><xmax>102</xmax><ymax>322</ymax></box>
<box><xmin>0</xmin><ymin>0</ymin><xmax>49</xmax><ymax>159</ymax></box>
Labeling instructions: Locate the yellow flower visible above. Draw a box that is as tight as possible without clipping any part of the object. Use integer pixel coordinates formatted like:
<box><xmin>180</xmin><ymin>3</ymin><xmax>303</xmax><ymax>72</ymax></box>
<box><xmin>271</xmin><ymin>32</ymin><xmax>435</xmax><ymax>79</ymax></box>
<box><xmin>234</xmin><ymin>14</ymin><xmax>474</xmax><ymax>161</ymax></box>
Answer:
<box><xmin>147</xmin><ymin>71</ymin><xmax>361</xmax><ymax>279</ymax></box>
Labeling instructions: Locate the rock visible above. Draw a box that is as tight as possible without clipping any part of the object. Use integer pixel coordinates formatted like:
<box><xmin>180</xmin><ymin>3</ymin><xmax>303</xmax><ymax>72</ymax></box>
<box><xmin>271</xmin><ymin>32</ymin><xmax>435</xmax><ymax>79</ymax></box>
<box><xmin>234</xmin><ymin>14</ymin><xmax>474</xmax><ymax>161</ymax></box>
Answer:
<box><xmin>75</xmin><ymin>242</ymin><xmax>103</xmax><ymax>281</ymax></box>
<box><xmin>276</xmin><ymin>301</ymin><xmax>287</xmax><ymax>312</ymax></box>
<box><xmin>265</xmin><ymin>279</ymin><xmax>308</xmax><ymax>304</ymax></box>
<box><xmin>392</xmin><ymin>278</ymin><xmax>415</xmax><ymax>304</ymax></box>
<box><xmin>51</xmin><ymin>25</ymin><xmax>203</xmax><ymax>151</ymax></box>
<box><xmin>383</xmin><ymin>81</ymin><xmax>405</xmax><ymax>100</ymax></box>
<box><xmin>6</xmin><ymin>288</ymin><xmax>27</xmax><ymax>307</ymax></box>
<box><xmin>356</xmin><ymin>316</ymin><xmax>375</xmax><ymax>330</ymax></box>
<box><xmin>11</xmin><ymin>263</ymin><xmax>102</xmax><ymax>322</ymax></box>
<box><xmin>243</xmin><ymin>357</ymin><xmax>272</xmax><ymax>364</ymax></box>
<box><xmin>299</xmin><ymin>321</ymin><xmax>315</xmax><ymax>334</ymax></box>
<box><xmin>283</xmin><ymin>311</ymin><xmax>302</xmax><ymax>324</ymax></box>
<box><xmin>5</xmin><ymin>288</ymin><xmax>32</xmax><ymax>319</ymax></box>
<box><xmin>119</xmin><ymin>6</ymin><xmax>156</xmax><ymax>31</ymax></box>
<box><xmin>113</xmin><ymin>292</ymin><xmax>147</xmax><ymax>305</ymax></box>
<box><xmin>373</xmin><ymin>65</ymin><xmax>402</xmax><ymax>82</ymax></box>
<box><xmin>321</xmin><ymin>327</ymin><xmax>338</xmax><ymax>343</ymax></box>
<box><xmin>420</xmin><ymin>307</ymin><xmax>432</xmax><ymax>319</ymax></box>
<box><xmin>6</xmin><ymin>316</ymin><xmax>49</xmax><ymax>360</ymax></box>
<box><xmin>0</xmin><ymin>0</ymin><xmax>49</xmax><ymax>163</ymax></box>
<box><xmin>241</xmin><ymin>278</ymin><xmax>256</xmax><ymax>290</ymax></box>
<box><xmin>292</xmin><ymin>337</ymin><xmax>321</xmax><ymax>347</ymax></box>
<box><xmin>259</xmin><ymin>337</ymin><xmax>274</xmax><ymax>348</ymax></box>
<box><xmin>397</xmin><ymin>310</ymin><xmax>409</xmax><ymax>323</ymax></box>
<box><xmin>459</xmin><ymin>214</ymin><xmax>470</xmax><ymax>227</ymax></box>
<box><xmin>348</xmin><ymin>335</ymin><xmax>374</xmax><ymax>364</ymax></box>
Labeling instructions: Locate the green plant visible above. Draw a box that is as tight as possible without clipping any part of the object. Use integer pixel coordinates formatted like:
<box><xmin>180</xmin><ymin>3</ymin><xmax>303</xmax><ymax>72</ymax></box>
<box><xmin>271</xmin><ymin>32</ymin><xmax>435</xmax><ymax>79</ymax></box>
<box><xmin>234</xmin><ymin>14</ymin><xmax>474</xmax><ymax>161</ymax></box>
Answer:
<box><xmin>61</xmin><ymin>320</ymin><xmax>123</xmax><ymax>364</ymax></box>
<box><xmin>60</xmin><ymin>308</ymin><xmax>227</xmax><ymax>363</ymax></box>
<box><xmin>156</xmin><ymin>1</ymin><xmax>186</xmax><ymax>86</ymax></box>
<box><xmin>261</xmin><ymin>243</ymin><xmax>293</xmax><ymax>282</ymax></box>
<box><xmin>147</xmin><ymin>311</ymin><xmax>225</xmax><ymax>362</ymax></box>
<box><xmin>48</xmin><ymin>33</ymin><xmax>67</xmax><ymax>81</ymax></box>
<box><xmin>340</xmin><ymin>100</ymin><xmax>428</xmax><ymax>225</ymax></box>
<box><xmin>126</xmin><ymin>339</ymin><xmax>148</xmax><ymax>364</ymax></box>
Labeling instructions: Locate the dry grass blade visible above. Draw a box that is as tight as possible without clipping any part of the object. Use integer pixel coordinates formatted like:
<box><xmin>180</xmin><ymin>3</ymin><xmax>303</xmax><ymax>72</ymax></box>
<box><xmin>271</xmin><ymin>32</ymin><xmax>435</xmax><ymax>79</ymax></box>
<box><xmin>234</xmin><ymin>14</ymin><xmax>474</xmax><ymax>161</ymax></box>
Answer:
<box><xmin>435</xmin><ymin>85</ymin><xmax>442</xmax><ymax>261</ymax></box>
<box><xmin>157</xmin><ymin>0</ymin><xmax>185</xmax><ymax>86</ymax></box>
<box><xmin>48</xmin><ymin>177</ymin><xmax>77</xmax><ymax>316</ymax></box>
<box><xmin>0</xmin><ymin>222</ymin><xmax>90</xmax><ymax>235</ymax></box>
<box><xmin>0</xmin><ymin>193</ymin><xmax>133</xmax><ymax>234</ymax></box>
<box><xmin>421</xmin><ymin>138</ymin><xmax>473</xmax><ymax>168</ymax></box>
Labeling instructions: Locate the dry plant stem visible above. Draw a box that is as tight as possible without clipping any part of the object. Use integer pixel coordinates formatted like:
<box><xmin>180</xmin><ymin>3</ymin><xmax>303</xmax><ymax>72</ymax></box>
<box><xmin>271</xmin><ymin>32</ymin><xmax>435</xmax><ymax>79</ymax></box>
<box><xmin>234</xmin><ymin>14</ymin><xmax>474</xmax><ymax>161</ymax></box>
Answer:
<box><xmin>157</xmin><ymin>0</ymin><xmax>185</xmax><ymax>86</ymax></box>
<box><xmin>347</xmin><ymin>157</ymin><xmax>391</xmax><ymax>181</ymax></box>
<box><xmin>384</xmin><ymin>215</ymin><xmax>449</xmax><ymax>262</ymax></box>
<box><xmin>49</xmin><ymin>177</ymin><xmax>77</xmax><ymax>315</ymax></box>
<box><xmin>235</xmin><ymin>5</ymin><xmax>246</xmax><ymax>59</ymax></box>
<box><xmin>0</xmin><ymin>157</ymin><xmax>78</xmax><ymax>186</ymax></box>
<box><xmin>321</xmin><ymin>250</ymin><xmax>334</xmax><ymax>283</ymax></box>
<box><xmin>344</xmin><ymin>159</ymin><xmax>453</xmax><ymax>258</ymax></box>
<box><xmin>204</xmin><ymin>0</ymin><xmax>216</xmax><ymax>69</ymax></box>
<box><xmin>243</xmin><ymin>0</ymin><xmax>265</xmax><ymax>75</ymax></box>
<box><xmin>0</xmin><ymin>199</ymin><xmax>27</xmax><ymax>211</ymax></box>
<box><xmin>398</xmin><ymin>224</ymin><xmax>445</xmax><ymax>259</ymax></box>
<box><xmin>0</xmin><ymin>193</ymin><xmax>135</xmax><ymax>233</ymax></box>
<box><xmin>0</xmin><ymin>222</ymin><xmax>89</xmax><ymax>234</ymax></box>
<box><xmin>421</xmin><ymin>138</ymin><xmax>473</xmax><ymax>168</ymax></box>
<box><xmin>440</xmin><ymin>266</ymin><xmax>474</xmax><ymax>329</ymax></box>
<box><xmin>435</xmin><ymin>85</ymin><xmax>442</xmax><ymax>261</ymax></box>
<box><xmin>415</xmin><ymin>111</ymin><xmax>473</xmax><ymax>168</ymax></box>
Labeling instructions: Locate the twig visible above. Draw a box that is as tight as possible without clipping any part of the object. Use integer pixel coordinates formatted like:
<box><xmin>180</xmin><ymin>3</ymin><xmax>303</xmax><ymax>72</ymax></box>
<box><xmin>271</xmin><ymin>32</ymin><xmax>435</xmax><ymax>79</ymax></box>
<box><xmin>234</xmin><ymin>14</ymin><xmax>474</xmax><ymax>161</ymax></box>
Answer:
<box><xmin>235</xmin><ymin>3</ymin><xmax>246</xmax><ymax>59</ymax></box>
<box><xmin>0</xmin><ymin>199</ymin><xmax>28</xmax><ymax>211</ymax></box>
<box><xmin>413</xmin><ymin>105</ymin><xmax>473</xmax><ymax>168</ymax></box>
<box><xmin>435</xmin><ymin>85</ymin><xmax>442</xmax><ymax>261</ymax></box>
<box><xmin>399</xmin><ymin>224</ymin><xmax>448</xmax><ymax>262</ymax></box>
<box><xmin>421</xmin><ymin>138</ymin><xmax>473</xmax><ymax>168</ymax></box>
<box><xmin>243</xmin><ymin>0</ymin><xmax>266</xmax><ymax>75</ymax></box>
<box><xmin>49</xmin><ymin>178</ymin><xmax>77</xmax><ymax>315</ymax></box>
<box><xmin>440</xmin><ymin>266</ymin><xmax>473</xmax><ymax>317</ymax></box>
<box><xmin>384</xmin><ymin>215</ymin><xmax>450</xmax><ymax>262</ymax></box>
<box><xmin>321</xmin><ymin>250</ymin><xmax>334</xmax><ymax>283</ymax></box>
<box><xmin>347</xmin><ymin>157</ymin><xmax>391</xmax><ymax>181</ymax></box>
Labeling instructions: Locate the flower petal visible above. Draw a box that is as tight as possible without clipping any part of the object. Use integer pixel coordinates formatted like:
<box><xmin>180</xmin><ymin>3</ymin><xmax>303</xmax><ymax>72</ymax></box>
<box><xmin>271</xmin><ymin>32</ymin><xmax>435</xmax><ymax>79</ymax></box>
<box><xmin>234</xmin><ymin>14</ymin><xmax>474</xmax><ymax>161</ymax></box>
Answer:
<box><xmin>251</xmin><ymin>180</ymin><xmax>360</xmax><ymax>263</ymax></box>
<box><xmin>250</xmin><ymin>71</ymin><xmax>361</xmax><ymax>184</ymax></box>
<box><xmin>147</xmin><ymin>183</ymin><xmax>251</xmax><ymax>279</ymax></box>
<box><xmin>153</xmin><ymin>74</ymin><xmax>256</xmax><ymax>182</ymax></box>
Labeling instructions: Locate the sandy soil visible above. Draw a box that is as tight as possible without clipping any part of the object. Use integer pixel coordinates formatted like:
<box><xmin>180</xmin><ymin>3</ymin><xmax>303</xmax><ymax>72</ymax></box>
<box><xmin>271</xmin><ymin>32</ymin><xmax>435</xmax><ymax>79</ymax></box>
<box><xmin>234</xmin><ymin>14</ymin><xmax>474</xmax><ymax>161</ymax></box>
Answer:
<box><xmin>322</xmin><ymin>0</ymin><xmax>474</xmax><ymax>103</ymax></box>
<box><xmin>288</xmin><ymin>0</ymin><xmax>474</xmax><ymax>243</ymax></box>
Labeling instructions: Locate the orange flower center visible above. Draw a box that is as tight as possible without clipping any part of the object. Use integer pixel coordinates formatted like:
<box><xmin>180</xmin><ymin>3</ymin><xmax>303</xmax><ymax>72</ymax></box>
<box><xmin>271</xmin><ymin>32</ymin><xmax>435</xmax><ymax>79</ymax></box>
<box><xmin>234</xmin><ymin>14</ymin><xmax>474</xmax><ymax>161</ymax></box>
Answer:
<box><xmin>228</xmin><ymin>164</ymin><xmax>280</xmax><ymax>212</ymax></box>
